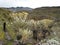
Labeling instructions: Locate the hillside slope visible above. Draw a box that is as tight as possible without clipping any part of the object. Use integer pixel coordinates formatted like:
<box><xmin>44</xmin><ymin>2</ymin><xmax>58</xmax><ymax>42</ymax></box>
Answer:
<box><xmin>27</xmin><ymin>6</ymin><xmax>60</xmax><ymax>21</ymax></box>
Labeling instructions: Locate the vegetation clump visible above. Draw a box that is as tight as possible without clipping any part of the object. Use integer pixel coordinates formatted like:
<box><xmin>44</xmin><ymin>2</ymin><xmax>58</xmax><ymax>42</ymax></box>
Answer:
<box><xmin>0</xmin><ymin>8</ymin><xmax>60</xmax><ymax>45</ymax></box>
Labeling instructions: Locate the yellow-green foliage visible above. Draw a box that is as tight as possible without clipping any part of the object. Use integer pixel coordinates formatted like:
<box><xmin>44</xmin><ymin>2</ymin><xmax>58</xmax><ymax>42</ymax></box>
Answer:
<box><xmin>19</xmin><ymin>28</ymin><xmax>32</xmax><ymax>42</ymax></box>
<box><xmin>51</xmin><ymin>22</ymin><xmax>60</xmax><ymax>38</ymax></box>
<box><xmin>0</xmin><ymin>25</ymin><xmax>5</xmax><ymax>40</ymax></box>
<box><xmin>6</xmin><ymin>23</ymin><xmax>16</xmax><ymax>40</ymax></box>
<box><xmin>12</xmin><ymin>20</ymin><xmax>28</xmax><ymax>30</ymax></box>
<box><xmin>39</xmin><ymin>19</ymin><xmax>54</xmax><ymax>28</ymax></box>
<box><xmin>11</xmin><ymin>11</ymin><xmax>28</xmax><ymax>21</ymax></box>
<box><xmin>5</xmin><ymin>41</ymin><xmax>13</xmax><ymax>45</ymax></box>
<box><xmin>27</xmin><ymin>43</ymin><xmax>32</xmax><ymax>45</ymax></box>
<box><xmin>10</xmin><ymin>19</ymin><xmax>54</xmax><ymax>41</ymax></box>
<box><xmin>0</xmin><ymin>8</ymin><xmax>12</xmax><ymax>22</ymax></box>
<box><xmin>26</xmin><ymin>19</ymin><xmax>54</xmax><ymax>30</ymax></box>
